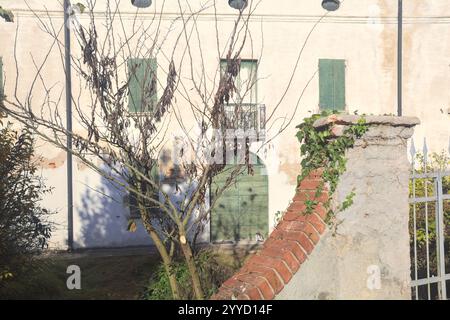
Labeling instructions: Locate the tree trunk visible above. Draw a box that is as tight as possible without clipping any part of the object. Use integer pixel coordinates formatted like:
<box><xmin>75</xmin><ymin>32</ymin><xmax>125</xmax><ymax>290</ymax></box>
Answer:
<box><xmin>140</xmin><ymin>211</ymin><xmax>181</xmax><ymax>299</ymax></box>
<box><xmin>179</xmin><ymin>232</ymin><xmax>205</xmax><ymax>300</ymax></box>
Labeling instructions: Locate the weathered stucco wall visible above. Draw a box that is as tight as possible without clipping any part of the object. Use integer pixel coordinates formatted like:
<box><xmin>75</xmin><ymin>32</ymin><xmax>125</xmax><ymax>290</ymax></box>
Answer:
<box><xmin>1</xmin><ymin>0</ymin><xmax>448</xmax><ymax>249</ymax></box>
<box><xmin>276</xmin><ymin>115</ymin><xmax>419</xmax><ymax>300</ymax></box>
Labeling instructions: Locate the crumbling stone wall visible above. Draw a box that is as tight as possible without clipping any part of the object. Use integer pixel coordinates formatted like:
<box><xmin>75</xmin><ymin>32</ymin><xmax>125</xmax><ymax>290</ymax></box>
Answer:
<box><xmin>213</xmin><ymin>115</ymin><xmax>419</xmax><ymax>300</ymax></box>
<box><xmin>277</xmin><ymin>115</ymin><xmax>419</xmax><ymax>300</ymax></box>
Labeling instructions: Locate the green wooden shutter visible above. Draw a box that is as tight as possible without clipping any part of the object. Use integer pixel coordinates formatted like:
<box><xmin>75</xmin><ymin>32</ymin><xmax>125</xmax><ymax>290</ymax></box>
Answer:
<box><xmin>239</xmin><ymin>60</ymin><xmax>257</xmax><ymax>104</ymax></box>
<box><xmin>219</xmin><ymin>59</ymin><xmax>257</xmax><ymax>104</ymax></box>
<box><xmin>128</xmin><ymin>58</ymin><xmax>157</xmax><ymax>113</ymax></box>
<box><xmin>319</xmin><ymin>59</ymin><xmax>345</xmax><ymax>110</ymax></box>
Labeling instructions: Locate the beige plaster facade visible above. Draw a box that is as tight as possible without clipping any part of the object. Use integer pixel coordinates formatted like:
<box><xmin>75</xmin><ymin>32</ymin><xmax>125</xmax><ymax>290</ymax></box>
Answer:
<box><xmin>0</xmin><ymin>0</ymin><xmax>449</xmax><ymax>249</ymax></box>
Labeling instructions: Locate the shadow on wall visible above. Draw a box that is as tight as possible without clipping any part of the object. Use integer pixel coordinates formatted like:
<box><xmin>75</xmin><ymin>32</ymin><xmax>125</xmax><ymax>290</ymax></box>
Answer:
<box><xmin>213</xmin><ymin>191</ymin><xmax>263</xmax><ymax>242</ymax></box>
<box><xmin>74</xmin><ymin>170</ymin><xmax>152</xmax><ymax>249</ymax></box>
<box><xmin>73</xmin><ymin>163</ymin><xmax>210</xmax><ymax>249</ymax></box>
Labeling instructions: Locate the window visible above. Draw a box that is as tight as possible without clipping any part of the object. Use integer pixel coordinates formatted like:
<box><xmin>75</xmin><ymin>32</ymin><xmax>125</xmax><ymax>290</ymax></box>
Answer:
<box><xmin>127</xmin><ymin>58</ymin><xmax>157</xmax><ymax>113</ymax></box>
<box><xmin>128</xmin><ymin>191</ymin><xmax>140</xmax><ymax>219</ymax></box>
<box><xmin>220</xmin><ymin>59</ymin><xmax>258</xmax><ymax>104</ymax></box>
<box><xmin>220</xmin><ymin>59</ymin><xmax>260</xmax><ymax>131</ymax></box>
<box><xmin>319</xmin><ymin>59</ymin><xmax>346</xmax><ymax>111</ymax></box>
<box><xmin>128</xmin><ymin>186</ymin><xmax>160</xmax><ymax>219</ymax></box>
<box><xmin>127</xmin><ymin>164</ymin><xmax>160</xmax><ymax>219</ymax></box>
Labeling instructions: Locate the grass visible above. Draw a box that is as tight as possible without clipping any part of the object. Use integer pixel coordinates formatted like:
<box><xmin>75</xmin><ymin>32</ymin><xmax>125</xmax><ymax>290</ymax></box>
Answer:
<box><xmin>0</xmin><ymin>245</ymin><xmax>254</xmax><ymax>300</ymax></box>
<box><xmin>0</xmin><ymin>254</ymin><xmax>161</xmax><ymax>300</ymax></box>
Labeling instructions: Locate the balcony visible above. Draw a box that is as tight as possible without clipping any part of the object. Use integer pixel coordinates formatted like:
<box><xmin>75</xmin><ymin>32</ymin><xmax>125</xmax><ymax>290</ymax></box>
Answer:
<box><xmin>223</xmin><ymin>103</ymin><xmax>266</xmax><ymax>140</ymax></box>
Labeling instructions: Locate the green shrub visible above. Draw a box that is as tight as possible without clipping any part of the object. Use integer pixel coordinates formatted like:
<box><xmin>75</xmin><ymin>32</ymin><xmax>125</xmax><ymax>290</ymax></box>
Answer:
<box><xmin>143</xmin><ymin>249</ymin><xmax>235</xmax><ymax>300</ymax></box>
<box><xmin>0</xmin><ymin>122</ymin><xmax>53</xmax><ymax>290</ymax></box>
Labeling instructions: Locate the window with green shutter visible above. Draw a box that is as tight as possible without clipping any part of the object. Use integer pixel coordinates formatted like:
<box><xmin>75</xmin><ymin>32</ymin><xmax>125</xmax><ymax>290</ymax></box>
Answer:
<box><xmin>127</xmin><ymin>58</ymin><xmax>157</xmax><ymax>113</ymax></box>
<box><xmin>220</xmin><ymin>59</ymin><xmax>257</xmax><ymax>104</ymax></box>
<box><xmin>219</xmin><ymin>59</ymin><xmax>259</xmax><ymax>131</ymax></box>
<box><xmin>319</xmin><ymin>59</ymin><xmax>346</xmax><ymax>111</ymax></box>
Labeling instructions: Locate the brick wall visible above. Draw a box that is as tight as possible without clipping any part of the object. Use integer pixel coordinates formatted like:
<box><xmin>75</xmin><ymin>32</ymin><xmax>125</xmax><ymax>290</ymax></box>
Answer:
<box><xmin>211</xmin><ymin>169</ymin><xmax>328</xmax><ymax>300</ymax></box>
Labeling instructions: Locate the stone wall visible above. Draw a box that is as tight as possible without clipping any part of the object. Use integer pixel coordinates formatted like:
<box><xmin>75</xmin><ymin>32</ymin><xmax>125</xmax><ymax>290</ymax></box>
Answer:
<box><xmin>213</xmin><ymin>115</ymin><xmax>420</xmax><ymax>300</ymax></box>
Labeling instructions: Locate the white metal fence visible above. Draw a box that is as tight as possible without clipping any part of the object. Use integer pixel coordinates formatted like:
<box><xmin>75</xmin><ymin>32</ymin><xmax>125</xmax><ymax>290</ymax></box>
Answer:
<box><xmin>409</xmin><ymin>138</ymin><xmax>450</xmax><ymax>300</ymax></box>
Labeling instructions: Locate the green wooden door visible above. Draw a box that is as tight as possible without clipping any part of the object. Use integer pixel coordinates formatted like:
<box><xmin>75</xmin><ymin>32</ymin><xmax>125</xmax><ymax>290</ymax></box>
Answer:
<box><xmin>210</xmin><ymin>159</ymin><xmax>268</xmax><ymax>242</ymax></box>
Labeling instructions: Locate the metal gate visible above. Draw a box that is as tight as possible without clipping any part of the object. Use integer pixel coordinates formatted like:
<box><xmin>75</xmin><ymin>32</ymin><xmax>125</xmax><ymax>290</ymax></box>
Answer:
<box><xmin>409</xmin><ymin>138</ymin><xmax>450</xmax><ymax>300</ymax></box>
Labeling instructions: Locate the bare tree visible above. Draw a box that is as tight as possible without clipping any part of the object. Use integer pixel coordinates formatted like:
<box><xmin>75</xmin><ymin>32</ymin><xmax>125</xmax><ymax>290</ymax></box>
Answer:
<box><xmin>1</xmin><ymin>0</ymin><xmax>327</xmax><ymax>299</ymax></box>
<box><xmin>0</xmin><ymin>6</ymin><xmax>14</xmax><ymax>22</ymax></box>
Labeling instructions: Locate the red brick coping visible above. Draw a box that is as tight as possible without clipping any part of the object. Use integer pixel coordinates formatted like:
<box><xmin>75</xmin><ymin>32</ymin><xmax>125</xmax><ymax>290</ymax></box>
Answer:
<box><xmin>211</xmin><ymin>169</ymin><xmax>328</xmax><ymax>300</ymax></box>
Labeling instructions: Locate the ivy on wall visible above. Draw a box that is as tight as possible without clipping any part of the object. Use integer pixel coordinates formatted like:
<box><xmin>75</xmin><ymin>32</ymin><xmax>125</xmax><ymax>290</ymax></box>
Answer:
<box><xmin>295</xmin><ymin>111</ymin><xmax>368</xmax><ymax>224</ymax></box>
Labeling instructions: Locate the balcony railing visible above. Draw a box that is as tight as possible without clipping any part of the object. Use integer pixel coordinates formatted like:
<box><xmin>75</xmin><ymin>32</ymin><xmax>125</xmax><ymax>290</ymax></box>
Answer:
<box><xmin>223</xmin><ymin>103</ymin><xmax>266</xmax><ymax>140</ymax></box>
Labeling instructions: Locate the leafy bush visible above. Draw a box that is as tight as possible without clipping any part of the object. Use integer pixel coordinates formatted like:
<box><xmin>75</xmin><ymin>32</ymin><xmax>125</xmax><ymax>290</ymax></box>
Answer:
<box><xmin>0</xmin><ymin>123</ymin><xmax>52</xmax><ymax>287</ymax></box>
<box><xmin>143</xmin><ymin>249</ymin><xmax>235</xmax><ymax>300</ymax></box>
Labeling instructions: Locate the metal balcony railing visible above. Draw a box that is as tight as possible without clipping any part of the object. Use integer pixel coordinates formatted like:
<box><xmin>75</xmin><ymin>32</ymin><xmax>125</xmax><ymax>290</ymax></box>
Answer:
<box><xmin>223</xmin><ymin>103</ymin><xmax>266</xmax><ymax>139</ymax></box>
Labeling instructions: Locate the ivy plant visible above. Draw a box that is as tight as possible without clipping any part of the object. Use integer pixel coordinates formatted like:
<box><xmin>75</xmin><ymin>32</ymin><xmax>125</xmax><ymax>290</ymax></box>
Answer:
<box><xmin>295</xmin><ymin>110</ymin><xmax>368</xmax><ymax>223</ymax></box>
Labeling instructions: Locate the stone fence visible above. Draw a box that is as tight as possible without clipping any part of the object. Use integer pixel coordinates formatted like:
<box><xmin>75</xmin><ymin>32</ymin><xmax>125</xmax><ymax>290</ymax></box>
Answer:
<box><xmin>212</xmin><ymin>115</ymin><xmax>420</xmax><ymax>300</ymax></box>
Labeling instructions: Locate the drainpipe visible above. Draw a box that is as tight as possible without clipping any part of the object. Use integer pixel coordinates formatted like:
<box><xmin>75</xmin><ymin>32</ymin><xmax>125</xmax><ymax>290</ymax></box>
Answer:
<box><xmin>397</xmin><ymin>0</ymin><xmax>403</xmax><ymax>116</ymax></box>
<box><xmin>63</xmin><ymin>0</ymin><xmax>74</xmax><ymax>251</ymax></box>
